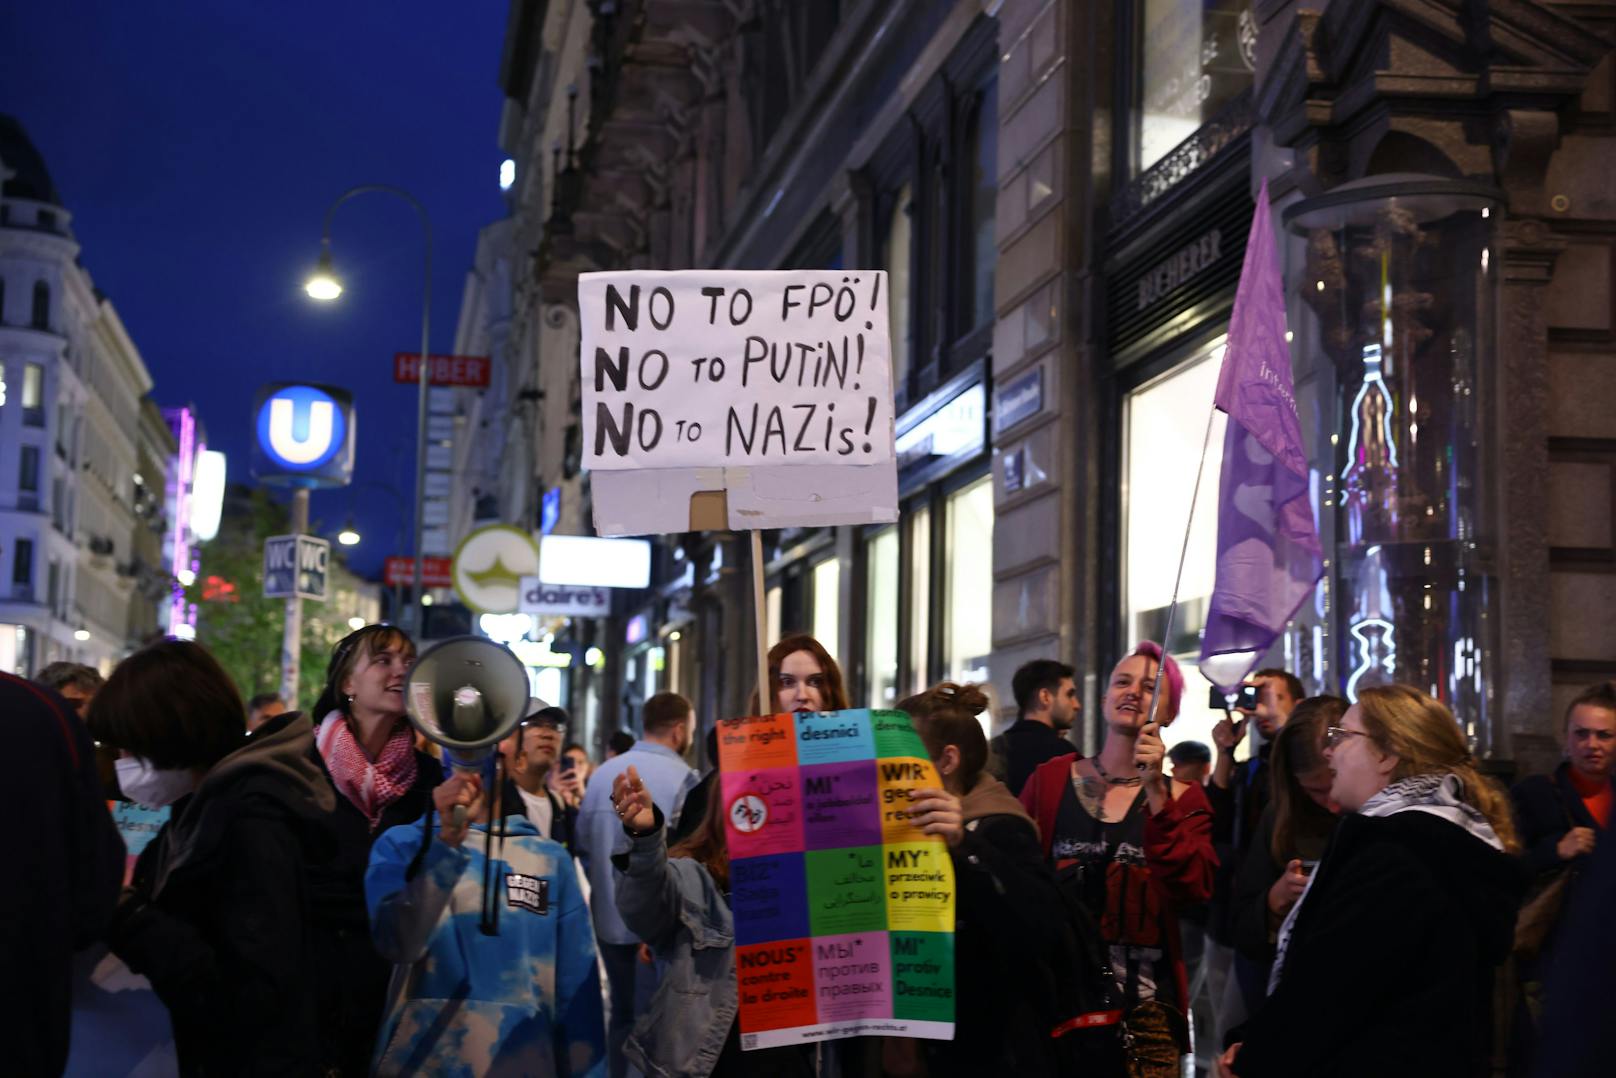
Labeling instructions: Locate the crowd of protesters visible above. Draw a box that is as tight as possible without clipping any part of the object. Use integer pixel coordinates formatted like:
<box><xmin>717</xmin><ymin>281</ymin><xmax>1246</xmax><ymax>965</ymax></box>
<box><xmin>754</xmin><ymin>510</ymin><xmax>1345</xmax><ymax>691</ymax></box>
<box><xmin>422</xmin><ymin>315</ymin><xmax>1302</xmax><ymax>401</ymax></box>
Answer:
<box><xmin>12</xmin><ymin>623</ymin><xmax>1613</xmax><ymax>1077</ymax></box>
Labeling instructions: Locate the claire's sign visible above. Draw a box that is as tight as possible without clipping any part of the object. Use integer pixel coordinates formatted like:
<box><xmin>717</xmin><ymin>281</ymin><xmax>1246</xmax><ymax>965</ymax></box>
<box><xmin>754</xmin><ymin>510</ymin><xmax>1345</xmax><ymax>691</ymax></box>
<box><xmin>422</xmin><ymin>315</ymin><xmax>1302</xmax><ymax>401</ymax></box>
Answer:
<box><xmin>579</xmin><ymin>271</ymin><xmax>895</xmax><ymax>471</ymax></box>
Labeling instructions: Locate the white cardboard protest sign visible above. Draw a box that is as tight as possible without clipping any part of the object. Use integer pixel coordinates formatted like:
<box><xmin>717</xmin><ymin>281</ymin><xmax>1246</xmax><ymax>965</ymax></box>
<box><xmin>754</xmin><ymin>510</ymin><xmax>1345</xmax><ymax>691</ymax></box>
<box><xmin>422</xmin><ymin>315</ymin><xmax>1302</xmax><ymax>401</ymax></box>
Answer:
<box><xmin>578</xmin><ymin>270</ymin><xmax>898</xmax><ymax>535</ymax></box>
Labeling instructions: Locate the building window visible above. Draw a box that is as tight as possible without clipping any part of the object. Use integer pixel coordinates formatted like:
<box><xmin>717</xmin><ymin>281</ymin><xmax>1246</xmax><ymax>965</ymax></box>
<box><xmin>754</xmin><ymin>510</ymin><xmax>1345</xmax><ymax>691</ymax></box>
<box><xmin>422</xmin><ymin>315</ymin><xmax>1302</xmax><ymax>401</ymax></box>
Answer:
<box><xmin>0</xmin><ymin>277</ymin><xmax>6</xmax><ymax>323</ymax></box>
<box><xmin>1132</xmin><ymin>0</ymin><xmax>1255</xmax><ymax>173</ymax></box>
<box><xmin>12</xmin><ymin>538</ymin><xmax>33</xmax><ymax>591</ymax></box>
<box><xmin>46</xmin><ymin>560</ymin><xmax>59</xmax><ymax>611</ymax></box>
<box><xmin>883</xmin><ymin>183</ymin><xmax>914</xmax><ymax>397</ymax></box>
<box><xmin>765</xmin><ymin>583</ymin><xmax>783</xmax><ymax>654</ymax></box>
<box><xmin>963</xmin><ymin>79</ymin><xmax>999</xmax><ymax>332</ymax></box>
<box><xmin>22</xmin><ymin>363</ymin><xmax>43</xmax><ymax>426</ymax></box>
<box><xmin>906</xmin><ymin>506</ymin><xmax>932</xmax><ymax>694</ymax></box>
<box><xmin>943</xmin><ymin>476</ymin><xmax>994</xmax><ymax>699</ymax></box>
<box><xmin>19</xmin><ymin>445</ymin><xmax>40</xmax><ymax>493</ymax></box>
<box><xmin>811</xmin><ymin>557</ymin><xmax>841</xmax><ymax>664</ymax></box>
<box><xmin>31</xmin><ymin>281</ymin><xmax>50</xmax><ymax>330</ymax></box>
<box><xmin>1122</xmin><ymin>337</ymin><xmax>1229</xmax><ymax>752</ymax></box>
<box><xmin>864</xmin><ymin>528</ymin><xmax>900</xmax><ymax>707</ymax></box>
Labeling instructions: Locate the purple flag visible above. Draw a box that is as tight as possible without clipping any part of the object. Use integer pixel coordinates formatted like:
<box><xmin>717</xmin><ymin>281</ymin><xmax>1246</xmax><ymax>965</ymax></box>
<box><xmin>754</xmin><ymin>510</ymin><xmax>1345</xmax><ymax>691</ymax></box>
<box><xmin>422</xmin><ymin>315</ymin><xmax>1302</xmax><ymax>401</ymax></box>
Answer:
<box><xmin>1198</xmin><ymin>179</ymin><xmax>1324</xmax><ymax>693</ymax></box>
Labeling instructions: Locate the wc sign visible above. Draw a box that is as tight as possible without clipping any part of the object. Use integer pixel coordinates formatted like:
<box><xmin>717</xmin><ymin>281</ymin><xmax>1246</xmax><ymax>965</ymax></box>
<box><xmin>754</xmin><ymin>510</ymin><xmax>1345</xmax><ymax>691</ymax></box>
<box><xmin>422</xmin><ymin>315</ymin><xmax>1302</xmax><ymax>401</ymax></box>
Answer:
<box><xmin>263</xmin><ymin>534</ymin><xmax>330</xmax><ymax>601</ymax></box>
<box><xmin>251</xmin><ymin>383</ymin><xmax>356</xmax><ymax>488</ymax></box>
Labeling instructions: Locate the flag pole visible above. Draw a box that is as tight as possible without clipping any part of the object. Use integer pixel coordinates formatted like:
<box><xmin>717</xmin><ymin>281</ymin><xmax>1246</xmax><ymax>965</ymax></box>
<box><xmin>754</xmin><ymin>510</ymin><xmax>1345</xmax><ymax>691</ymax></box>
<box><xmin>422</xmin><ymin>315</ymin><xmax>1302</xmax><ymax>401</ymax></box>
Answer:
<box><xmin>1139</xmin><ymin>396</ymin><xmax>1221</xmax><ymax>766</ymax></box>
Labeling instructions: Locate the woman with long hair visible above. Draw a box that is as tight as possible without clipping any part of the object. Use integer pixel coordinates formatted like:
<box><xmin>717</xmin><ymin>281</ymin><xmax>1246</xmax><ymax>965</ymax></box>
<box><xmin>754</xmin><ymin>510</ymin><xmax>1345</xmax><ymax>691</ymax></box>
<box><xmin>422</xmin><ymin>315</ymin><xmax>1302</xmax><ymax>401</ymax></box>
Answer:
<box><xmin>1019</xmin><ymin>642</ymin><xmax>1218</xmax><ymax>1078</ymax></box>
<box><xmin>90</xmin><ymin>640</ymin><xmax>336</xmax><ymax>1075</ymax></box>
<box><xmin>1228</xmin><ymin>696</ymin><xmax>1346</xmax><ymax>987</ymax></box>
<box><xmin>1218</xmin><ymin>685</ymin><xmax>1528</xmax><ymax>1078</ymax></box>
<box><xmin>306</xmin><ymin>624</ymin><xmax>444</xmax><ymax>1076</ymax></box>
<box><xmin>749</xmin><ymin>632</ymin><xmax>851</xmax><ymax>714</ymax></box>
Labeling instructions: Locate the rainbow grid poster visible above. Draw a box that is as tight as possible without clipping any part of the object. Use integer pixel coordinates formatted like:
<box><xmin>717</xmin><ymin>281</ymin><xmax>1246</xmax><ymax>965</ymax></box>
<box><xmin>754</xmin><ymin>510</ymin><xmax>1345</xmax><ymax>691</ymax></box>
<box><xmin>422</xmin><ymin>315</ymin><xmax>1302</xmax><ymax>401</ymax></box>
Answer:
<box><xmin>717</xmin><ymin>708</ymin><xmax>956</xmax><ymax>1050</ymax></box>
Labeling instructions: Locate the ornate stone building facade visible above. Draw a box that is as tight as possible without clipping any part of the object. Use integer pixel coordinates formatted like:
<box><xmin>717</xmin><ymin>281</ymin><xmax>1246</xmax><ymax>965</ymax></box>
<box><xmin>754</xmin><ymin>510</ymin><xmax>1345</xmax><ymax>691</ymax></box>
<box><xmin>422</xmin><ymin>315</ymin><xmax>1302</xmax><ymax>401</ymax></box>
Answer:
<box><xmin>482</xmin><ymin>0</ymin><xmax>1615</xmax><ymax>770</ymax></box>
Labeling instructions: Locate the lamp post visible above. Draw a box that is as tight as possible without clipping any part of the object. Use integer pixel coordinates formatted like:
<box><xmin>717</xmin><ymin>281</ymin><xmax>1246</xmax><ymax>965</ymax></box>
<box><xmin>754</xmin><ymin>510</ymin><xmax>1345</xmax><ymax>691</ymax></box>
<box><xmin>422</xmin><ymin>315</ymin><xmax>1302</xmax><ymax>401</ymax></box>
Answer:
<box><xmin>305</xmin><ymin>185</ymin><xmax>433</xmax><ymax>639</ymax></box>
<box><xmin>329</xmin><ymin>478</ymin><xmax>410</xmax><ymax>624</ymax></box>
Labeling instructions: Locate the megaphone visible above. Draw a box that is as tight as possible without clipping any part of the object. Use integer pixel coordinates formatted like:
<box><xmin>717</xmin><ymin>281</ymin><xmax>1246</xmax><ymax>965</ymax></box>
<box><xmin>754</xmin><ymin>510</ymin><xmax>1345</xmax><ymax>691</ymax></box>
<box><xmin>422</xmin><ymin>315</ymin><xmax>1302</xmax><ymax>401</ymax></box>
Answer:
<box><xmin>404</xmin><ymin>635</ymin><xmax>530</xmax><ymax>829</ymax></box>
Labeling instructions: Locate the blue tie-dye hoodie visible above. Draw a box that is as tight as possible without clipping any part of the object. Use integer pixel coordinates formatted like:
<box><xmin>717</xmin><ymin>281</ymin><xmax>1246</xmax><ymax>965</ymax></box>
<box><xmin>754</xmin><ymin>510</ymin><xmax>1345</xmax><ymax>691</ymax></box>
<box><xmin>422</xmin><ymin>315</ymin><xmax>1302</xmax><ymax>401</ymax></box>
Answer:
<box><xmin>365</xmin><ymin>814</ymin><xmax>606</xmax><ymax>1077</ymax></box>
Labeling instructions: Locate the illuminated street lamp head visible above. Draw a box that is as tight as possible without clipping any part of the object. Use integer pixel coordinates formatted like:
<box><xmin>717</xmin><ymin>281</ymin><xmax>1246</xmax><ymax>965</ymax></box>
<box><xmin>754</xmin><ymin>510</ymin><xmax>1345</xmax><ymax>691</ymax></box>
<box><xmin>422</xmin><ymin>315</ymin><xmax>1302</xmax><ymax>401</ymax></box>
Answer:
<box><xmin>347</xmin><ymin>616</ymin><xmax>366</xmax><ymax>631</ymax></box>
<box><xmin>304</xmin><ymin>247</ymin><xmax>343</xmax><ymax>301</ymax></box>
<box><xmin>337</xmin><ymin>519</ymin><xmax>361</xmax><ymax>546</ymax></box>
<box><xmin>74</xmin><ymin>625</ymin><xmax>91</xmax><ymax>642</ymax></box>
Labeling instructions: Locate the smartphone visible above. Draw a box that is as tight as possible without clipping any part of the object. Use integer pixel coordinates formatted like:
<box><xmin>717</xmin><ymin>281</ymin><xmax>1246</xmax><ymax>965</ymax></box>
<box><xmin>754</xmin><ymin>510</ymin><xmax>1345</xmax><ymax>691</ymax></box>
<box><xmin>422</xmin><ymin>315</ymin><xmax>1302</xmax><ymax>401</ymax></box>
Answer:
<box><xmin>558</xmin><ymin>755</ymin><xmax>575</xmax><ymax>775</ymax></box>
<box><xmin>1208</xmin><ymin>684</ymin><xmax>1260</xmax><ymax>710</ymax></box>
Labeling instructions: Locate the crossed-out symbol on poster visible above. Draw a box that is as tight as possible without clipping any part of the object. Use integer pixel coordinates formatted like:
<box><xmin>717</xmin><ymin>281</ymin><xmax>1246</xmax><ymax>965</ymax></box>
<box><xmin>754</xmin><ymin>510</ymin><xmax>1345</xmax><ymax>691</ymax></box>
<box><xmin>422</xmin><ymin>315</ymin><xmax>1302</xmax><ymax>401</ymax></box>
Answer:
<box><xmin>730</xmin><ymin>794</ymin><xmax>768</xmax><ymax>833</ymax></box>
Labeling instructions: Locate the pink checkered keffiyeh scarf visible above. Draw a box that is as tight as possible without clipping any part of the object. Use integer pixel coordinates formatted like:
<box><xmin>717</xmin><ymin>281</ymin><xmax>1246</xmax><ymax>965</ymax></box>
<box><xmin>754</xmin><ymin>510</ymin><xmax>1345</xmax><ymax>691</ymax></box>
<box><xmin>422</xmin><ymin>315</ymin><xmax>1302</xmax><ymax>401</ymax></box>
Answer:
<box><xmin>316</xmin><ymin>711</ymin><xmax>419</xmax><ymax>829</ymax></box>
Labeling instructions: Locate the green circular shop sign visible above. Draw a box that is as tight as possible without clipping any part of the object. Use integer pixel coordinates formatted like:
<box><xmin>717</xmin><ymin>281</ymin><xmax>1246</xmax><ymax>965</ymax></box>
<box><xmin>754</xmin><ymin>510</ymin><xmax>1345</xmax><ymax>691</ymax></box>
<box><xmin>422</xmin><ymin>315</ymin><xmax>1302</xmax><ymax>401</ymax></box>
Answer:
<box><xmin>451</xmin><ymin>524</ymin><xmax>541</xmax><ymax>614</ymax></box>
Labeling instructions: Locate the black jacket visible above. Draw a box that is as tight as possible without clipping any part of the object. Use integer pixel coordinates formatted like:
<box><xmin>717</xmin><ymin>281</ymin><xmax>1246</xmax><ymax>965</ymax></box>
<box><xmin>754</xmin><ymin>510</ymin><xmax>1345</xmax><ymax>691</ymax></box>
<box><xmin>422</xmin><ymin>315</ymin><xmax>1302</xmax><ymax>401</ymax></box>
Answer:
<box><xmin>993</xmin><ymin>719</ymin><xmax>1074</xmax><ymax>797</ymax></box>
<box><xmin>498</xmin><ymin>776</ymin><xmax>578</xmax><ymax>853</ymax></box>
<box><xmin>1</xmin><ymin>674</ymin><xmax>124</xmax><ymax>1077</ymax></box>
<box><xmin>930</xmin><ymin>810</ymin><xmax>1069</xmax><ymax>1076</ymax></box>
<box><xmin>108</xmin><ymin>712</ymin><xmax>337</xmax><ymax>1076</ymax></box>
<box><xmin>1230</xmin><ymin>810</ymin><xmax>1527</xmax><ymax>1077</ymax></box>
<box><xmin>1511</xmin><ymin>763</ymin><xmax>1608</xmax><ymax>876</ymax></box>
<box><xmin>303</xmin><ymin>725</ymin><xmax>441</xmax><ymax>1076</ymax></box>
<box><xmin>1229</xmin><ymin>803</ymin><xmax>1337</xmax><ymax>967</ymax></box>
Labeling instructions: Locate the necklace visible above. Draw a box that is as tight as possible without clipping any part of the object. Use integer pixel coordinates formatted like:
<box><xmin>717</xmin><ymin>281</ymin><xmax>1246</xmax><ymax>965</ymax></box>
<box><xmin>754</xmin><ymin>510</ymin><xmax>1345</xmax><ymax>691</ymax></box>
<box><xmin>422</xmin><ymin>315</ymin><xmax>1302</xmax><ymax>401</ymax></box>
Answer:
<box><xmin>1091</xmin><ymin>757</ymin><xmax>1142</xmax><ymax>787</ymax></box>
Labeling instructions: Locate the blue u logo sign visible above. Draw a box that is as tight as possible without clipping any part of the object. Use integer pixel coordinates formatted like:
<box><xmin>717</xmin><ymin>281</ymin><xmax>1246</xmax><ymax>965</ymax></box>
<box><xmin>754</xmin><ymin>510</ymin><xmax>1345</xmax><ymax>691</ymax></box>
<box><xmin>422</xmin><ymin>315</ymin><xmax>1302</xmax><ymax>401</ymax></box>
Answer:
<box><xmin>257</xmin><ymin>386</ymin><xmax>347</xmax><ymax>470</ymax></box>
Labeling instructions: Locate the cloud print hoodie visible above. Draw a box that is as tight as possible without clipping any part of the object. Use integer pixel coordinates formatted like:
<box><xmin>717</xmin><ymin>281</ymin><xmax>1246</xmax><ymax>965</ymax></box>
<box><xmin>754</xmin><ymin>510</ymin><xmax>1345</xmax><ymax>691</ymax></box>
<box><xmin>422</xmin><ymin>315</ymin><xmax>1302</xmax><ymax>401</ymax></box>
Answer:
<box><xmin>366</xmin><ymin>813</ymin><xmax>605</xmax><ymax>1077</ymax></box>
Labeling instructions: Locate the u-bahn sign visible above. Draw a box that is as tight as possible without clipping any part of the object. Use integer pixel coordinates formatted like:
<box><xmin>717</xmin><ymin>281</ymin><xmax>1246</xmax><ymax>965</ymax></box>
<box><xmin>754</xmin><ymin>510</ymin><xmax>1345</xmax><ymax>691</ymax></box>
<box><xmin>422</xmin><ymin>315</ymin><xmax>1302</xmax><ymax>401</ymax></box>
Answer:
<box><xmin>251</xmin><ymin>383</ymin><xmax>356</xmax><ymax>488</ymax></box>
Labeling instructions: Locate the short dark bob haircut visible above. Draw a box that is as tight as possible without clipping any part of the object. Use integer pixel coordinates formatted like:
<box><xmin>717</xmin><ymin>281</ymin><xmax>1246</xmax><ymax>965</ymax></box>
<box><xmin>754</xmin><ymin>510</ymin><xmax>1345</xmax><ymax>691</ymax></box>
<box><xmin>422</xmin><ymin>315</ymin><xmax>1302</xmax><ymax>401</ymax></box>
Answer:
<box><xmin>88</xmin><ymin>640</ymin><xmax>247</xmax><ymax>771</ymax></box>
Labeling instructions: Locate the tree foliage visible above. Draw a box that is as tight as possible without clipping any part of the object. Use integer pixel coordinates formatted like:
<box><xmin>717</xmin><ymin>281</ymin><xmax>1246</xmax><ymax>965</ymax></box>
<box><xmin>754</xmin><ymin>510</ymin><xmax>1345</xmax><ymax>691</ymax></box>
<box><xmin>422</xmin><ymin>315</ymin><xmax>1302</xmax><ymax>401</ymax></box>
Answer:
<box><xmin>187</xmin><ymin>486</ymin><xmax>342</xmax><ymax>710</ymax></box>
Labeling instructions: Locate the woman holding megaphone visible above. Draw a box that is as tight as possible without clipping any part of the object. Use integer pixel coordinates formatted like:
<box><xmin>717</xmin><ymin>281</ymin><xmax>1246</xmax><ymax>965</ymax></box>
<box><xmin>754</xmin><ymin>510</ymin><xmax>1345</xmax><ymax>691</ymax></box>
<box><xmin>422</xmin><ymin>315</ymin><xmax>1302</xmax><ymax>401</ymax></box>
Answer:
<box><xmin>305</xmin><ymin>624</ymin><xmax>444</xmax><ymax>1077</ymax></box>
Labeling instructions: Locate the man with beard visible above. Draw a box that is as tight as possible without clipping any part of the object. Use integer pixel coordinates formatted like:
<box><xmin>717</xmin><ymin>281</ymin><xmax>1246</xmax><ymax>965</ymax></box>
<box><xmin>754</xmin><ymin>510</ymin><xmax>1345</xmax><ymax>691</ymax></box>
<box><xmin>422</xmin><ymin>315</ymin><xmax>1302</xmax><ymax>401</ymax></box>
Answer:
<box><xmin>994</xmin><ymin>659</ymin><xmax>1080</xmax><ymax>796</ymax></box>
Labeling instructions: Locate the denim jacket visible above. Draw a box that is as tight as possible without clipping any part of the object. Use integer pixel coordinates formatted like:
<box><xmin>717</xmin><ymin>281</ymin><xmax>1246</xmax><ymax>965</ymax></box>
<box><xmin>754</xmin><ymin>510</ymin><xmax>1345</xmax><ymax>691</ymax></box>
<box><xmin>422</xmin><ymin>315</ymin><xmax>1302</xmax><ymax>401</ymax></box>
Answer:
<box><xmin>615</xmin><ymin>807</ymin><xmax>736</xmax><ymax>1078</ymax></box>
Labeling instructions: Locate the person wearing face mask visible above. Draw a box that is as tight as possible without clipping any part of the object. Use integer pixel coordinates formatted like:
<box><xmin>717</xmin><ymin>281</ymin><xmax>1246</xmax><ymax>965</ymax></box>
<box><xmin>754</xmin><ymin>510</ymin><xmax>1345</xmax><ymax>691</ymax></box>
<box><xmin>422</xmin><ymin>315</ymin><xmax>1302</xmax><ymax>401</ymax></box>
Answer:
<box><xmin>1227</xmin><ymin>697</ymin><xmax>1345</xmax><ymax>990</ymax></box>
<box><xmin>578</xmin><ymin>691</ymin><xmax>699</xmax><ymax>1078</ymax></box>
<box><xmin>86</xmin><ymin>640</ymin><xmax>337</xmax><ymax>1076</ymax></box>
<box><xmin>1019</xmin><ymin>642</ymin><xmax>1217</xmax><ymax>1078</ymax></box>
<box><xmin>1216</xmin><ymin>685</ymin><xmax>1527</xmax><ymax>1078</ymax></box>
<box><xmin>305</xmin><ymin>624</ymin><xmax>444</xmax><ymax>1077</ymax></box>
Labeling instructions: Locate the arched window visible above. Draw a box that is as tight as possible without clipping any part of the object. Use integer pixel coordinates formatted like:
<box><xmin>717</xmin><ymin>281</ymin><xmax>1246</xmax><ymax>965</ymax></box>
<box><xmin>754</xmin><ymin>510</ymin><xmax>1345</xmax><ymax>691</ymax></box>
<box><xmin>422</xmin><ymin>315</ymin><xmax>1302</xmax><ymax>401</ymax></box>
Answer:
<box><xmin>31</xmin><ymin>280</ymin><xmax>50</xmax><ymax>330</ymax></box>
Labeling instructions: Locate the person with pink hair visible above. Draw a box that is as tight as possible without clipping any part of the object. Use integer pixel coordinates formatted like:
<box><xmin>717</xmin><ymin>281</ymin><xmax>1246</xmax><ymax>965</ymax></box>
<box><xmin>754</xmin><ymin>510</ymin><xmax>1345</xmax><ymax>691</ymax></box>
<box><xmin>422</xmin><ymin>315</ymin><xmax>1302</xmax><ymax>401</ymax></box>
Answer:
<box><xmin>1019</xmin><ymin>642</ymin><xmax>1217</xmax><ymax>1077</ymax></box>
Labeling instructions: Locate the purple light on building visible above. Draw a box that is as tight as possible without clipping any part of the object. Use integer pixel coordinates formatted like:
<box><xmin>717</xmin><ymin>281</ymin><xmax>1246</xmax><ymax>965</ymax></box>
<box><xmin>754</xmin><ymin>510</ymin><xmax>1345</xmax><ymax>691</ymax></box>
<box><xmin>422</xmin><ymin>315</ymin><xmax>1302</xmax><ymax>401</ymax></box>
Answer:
<box><xmin>165</xmin><ymin>407</ymin><xmax>198</xmax><ymax>639</ymax></box>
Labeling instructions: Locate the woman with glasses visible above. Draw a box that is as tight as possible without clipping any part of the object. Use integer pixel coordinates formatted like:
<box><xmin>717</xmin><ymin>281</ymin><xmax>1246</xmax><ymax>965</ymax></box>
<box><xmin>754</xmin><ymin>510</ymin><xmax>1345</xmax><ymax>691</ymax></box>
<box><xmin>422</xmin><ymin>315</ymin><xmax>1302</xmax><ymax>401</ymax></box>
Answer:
<box><xmin>1218</xmin><ymin>685</ymin><xmax>1527</xmax><ymax>1078</ymax></box>
<box><xmin>306</xmin><ymin>624</ymin><xmax>444</xmax><ymax>1077</ymax></box>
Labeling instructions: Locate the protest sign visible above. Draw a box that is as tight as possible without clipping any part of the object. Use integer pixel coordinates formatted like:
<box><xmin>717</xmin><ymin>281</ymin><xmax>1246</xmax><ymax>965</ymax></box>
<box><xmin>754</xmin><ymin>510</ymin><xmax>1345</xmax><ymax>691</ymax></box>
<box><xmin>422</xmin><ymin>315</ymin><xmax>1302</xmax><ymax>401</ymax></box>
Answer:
<box><xmin>718</xmin><ymin>708</ymin><xmax>955</xmax><ymax>1049</ymax></box>
<box><xmin>580</xmin><ymin>271</ymin><xmax>893</xmax><ymax>470</ymax></box>
<box><xmin>111</xmin><ymin>801</ymin><xmax>169</xmax><ymax>884</ymax></box>
<box><xmin>578</xmin><ymin>270</ymin><xmax>898</xmax><ymax>536</ymax></box>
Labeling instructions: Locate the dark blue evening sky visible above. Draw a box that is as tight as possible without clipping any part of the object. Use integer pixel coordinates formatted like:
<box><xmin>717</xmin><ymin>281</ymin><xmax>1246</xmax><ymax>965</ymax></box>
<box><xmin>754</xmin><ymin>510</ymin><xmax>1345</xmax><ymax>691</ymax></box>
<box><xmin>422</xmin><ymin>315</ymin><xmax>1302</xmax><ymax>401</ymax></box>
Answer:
<box><xmin>2</xmin><ymin>0</ymin><xmax>510</xmax><ymax>578</ymax></box>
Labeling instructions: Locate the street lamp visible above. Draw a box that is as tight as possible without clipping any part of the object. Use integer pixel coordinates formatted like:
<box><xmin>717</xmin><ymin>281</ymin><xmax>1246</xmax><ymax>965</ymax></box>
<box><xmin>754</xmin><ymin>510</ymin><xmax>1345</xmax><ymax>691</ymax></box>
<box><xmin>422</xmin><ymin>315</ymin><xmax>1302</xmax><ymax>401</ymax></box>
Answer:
<box><xmin>74</xmin><ymin>625</ymin><xmax>90</xmax><ymax>642</ymax></box>
<box><xmin>306</xmin><ymin>185</ymin><xmax>433</xmax><ymax>638</ymax></box>
<box><xmin>304</xmin><ymin>246</ymin><xmax>343</xmax><ymax>300</ymax></box>
<box><xmin>337</xmin><ymin>518</ymin><xmax>361</xmax><ymax>546</ymax></box>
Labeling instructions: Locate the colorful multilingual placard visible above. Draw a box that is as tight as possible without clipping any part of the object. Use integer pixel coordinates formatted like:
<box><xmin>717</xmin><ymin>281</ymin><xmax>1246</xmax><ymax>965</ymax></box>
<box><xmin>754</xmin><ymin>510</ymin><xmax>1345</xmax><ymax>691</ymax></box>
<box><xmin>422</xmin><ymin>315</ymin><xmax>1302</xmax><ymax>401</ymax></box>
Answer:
<box><xmin>718</xmin><ymin>708</ymin><xmax>955</xmax><ymax>1049</ymax></box>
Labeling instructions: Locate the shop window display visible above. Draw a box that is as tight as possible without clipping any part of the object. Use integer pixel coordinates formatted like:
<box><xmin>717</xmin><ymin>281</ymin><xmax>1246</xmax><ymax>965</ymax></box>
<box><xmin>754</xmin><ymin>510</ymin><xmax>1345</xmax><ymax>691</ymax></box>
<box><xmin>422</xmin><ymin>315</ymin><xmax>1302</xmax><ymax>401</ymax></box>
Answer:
<box><xmin>812</xmin><ymin>557</ymin><xmax>841</xmax><ymax>663</ymax></box>
<box><xmin>1287</xmin><ymin>179</ymin><xmax>1501</xmax><ymax>751</ymax></box>
<box><xmin>944</xmin><ymin>477</ymin><xmax>993</xmax><ymax>715</ymax></box>
<box><xmin>1123</xmin><ymin>338</ymin><xmax>1229</xmax><ymax>752</ymax></box>
<box><xmin>865</xmin><ymin>528</ymin><xmax>900</xmax><ymax>708</ymax></box>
